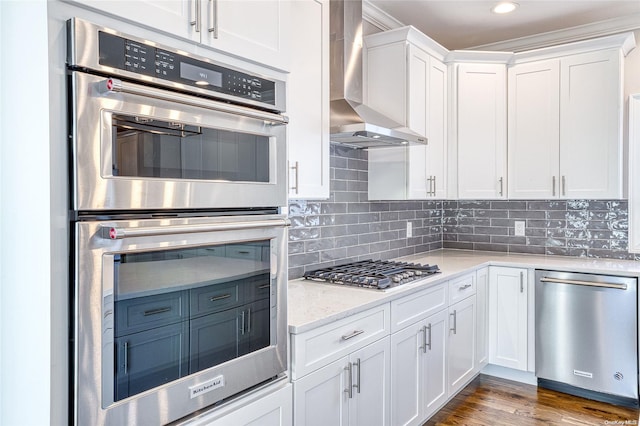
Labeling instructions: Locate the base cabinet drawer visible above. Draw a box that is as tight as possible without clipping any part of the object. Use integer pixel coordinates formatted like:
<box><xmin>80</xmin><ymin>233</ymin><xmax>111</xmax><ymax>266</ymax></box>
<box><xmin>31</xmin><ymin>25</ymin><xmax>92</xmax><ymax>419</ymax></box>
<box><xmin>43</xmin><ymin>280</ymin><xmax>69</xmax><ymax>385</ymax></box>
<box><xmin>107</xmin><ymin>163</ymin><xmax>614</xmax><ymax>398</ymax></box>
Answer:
<box><xmin>291</xmin><ymin>304</ymin><xmax>391</xmax><ymax>379</ymax></box>
<box><xmin>178</xmin><ymin>382</ymin><xmax>292</xmax><ymax>426</ymax></box>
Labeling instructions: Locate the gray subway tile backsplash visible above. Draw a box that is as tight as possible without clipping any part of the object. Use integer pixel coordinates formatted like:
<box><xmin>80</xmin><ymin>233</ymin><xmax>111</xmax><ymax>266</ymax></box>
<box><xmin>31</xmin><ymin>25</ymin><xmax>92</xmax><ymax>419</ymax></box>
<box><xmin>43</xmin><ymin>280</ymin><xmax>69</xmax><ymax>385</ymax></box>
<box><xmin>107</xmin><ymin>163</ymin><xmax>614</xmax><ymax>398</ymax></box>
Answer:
<box><xmin>288</xmin><ymin>145</ymin><xmax>638</xmax><ymax>279</ymax></box>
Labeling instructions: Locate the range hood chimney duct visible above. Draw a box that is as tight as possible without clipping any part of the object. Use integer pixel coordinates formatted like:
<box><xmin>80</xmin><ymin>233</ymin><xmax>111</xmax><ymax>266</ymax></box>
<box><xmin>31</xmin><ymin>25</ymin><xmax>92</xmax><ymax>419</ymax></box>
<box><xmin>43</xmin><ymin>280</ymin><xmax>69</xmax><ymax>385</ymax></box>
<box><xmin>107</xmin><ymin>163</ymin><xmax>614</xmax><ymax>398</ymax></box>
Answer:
<box><xmin>330</xmin><ymin>0</ymin><xmax>426</xmax><ymax>148</ymax></box>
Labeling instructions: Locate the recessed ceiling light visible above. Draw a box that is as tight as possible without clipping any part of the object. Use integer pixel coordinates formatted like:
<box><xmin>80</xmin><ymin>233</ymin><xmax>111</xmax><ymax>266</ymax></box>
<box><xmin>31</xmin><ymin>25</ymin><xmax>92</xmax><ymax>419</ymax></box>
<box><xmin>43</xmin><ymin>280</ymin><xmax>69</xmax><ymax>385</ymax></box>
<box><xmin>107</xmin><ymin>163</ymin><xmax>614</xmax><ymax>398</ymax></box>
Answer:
<box><xmin>492</xmin><ymin>2</ymin><xmax>519</xmax><ymax>14</ymax></box>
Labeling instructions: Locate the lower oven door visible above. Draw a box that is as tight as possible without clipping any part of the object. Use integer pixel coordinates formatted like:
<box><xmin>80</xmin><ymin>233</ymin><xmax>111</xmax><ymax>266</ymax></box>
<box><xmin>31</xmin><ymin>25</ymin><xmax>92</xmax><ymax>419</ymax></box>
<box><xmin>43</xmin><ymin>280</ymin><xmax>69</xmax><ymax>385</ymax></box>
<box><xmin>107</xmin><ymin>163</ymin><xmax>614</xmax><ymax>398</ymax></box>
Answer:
<box><xmin>73</xmin><ymin>214</ymin><xmax>288</xmax><ymax>425</ymax></box>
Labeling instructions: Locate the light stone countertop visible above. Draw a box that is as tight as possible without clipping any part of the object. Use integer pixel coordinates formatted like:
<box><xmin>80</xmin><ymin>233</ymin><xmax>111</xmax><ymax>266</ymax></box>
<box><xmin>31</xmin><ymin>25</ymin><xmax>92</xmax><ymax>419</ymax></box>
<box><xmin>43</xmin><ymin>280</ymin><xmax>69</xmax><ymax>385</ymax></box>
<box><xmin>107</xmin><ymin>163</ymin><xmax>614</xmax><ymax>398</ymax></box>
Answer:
<box><xmin>287</xmin><ymin>249</ymin><xmax>640</xmax><ymax>334</ymax></box>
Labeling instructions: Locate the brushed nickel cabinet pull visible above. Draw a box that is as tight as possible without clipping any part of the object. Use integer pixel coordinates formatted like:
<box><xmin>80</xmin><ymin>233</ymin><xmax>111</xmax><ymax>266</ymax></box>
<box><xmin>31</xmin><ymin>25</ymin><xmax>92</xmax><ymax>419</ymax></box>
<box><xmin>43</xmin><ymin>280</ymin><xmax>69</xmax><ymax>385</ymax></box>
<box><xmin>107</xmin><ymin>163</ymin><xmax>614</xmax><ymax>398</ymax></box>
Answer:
<box><xmin>344</xmin><ymin>363</ymin><xmax>353</xmax><ymax>398</ymax></box>
<box><xmin>289</xmin><ymin>161</ymin><xmax>299</xmax><ymax>195</ymax></box>
<box><xmin>341</xmin><ymin>330</ymin><xmax>364</xmax><ymax>341</ymax></box>
<box><xmin>520</xmin><ymin>271</ymin><xmax>524</xmax><ymax>293</ymax></box>
<box><xmin>209</xmin><ymin>0</ymin><xmax>219</xmax><ymax>38</ymax></box>
<box><xmin>562</xmin><ymin>175</ymin><xmax>566</xmax><ymax>196</ymax></box>
<box><xmin>191</xmin><ymin>0</ymin><xmax>201</xmax><ymax>33</ymax></box>
<box><xmin>459</xmin><ymin>283</ymin><xmax>472</xmax><ymax>291</ymax></box>
<box><xmin>258</xmin><ymin>284</ymin><xmax>270</xmax><ymax>289</ymax></box>
<box><xmin>210</xmin><ymin>294</ymin><xmax>231</xmax><ymax>302</ymax></box>
<box><xmin>143</xmin><ymin>306</ymin><xmax>171</xmax><ymax>316</ymax></box>
<box><xmin>450</xmin><ymin>310</ymin><xmax>457</xmax><ymax>334</ymax></box>
<box><xmin>353</xmin><ymin>358</ymin><xmax>361</xmax><ymax>394</ymax></box>
<box><xmin>123</xmin><ymin>341</ymin><xmax>129</xmax><ymax>375</ymax></box>
<box><xmin>499</xmin><ymin>177</ymin><xmax>504</xmax><ymax>197</ymax></box>
<box><xmin>552</xmin><ymin>176</ymin><xmax>556</xmax><ymax>196</ymax></box>
<box><xmin>420</xmin><ymin>326</ymin><xmax>428</xmax><ymax>353</ymax></box>
<box><xmin>426</xmin><ymin>323</ymin><xmax>432</xmax><ymax>351</ymax></box>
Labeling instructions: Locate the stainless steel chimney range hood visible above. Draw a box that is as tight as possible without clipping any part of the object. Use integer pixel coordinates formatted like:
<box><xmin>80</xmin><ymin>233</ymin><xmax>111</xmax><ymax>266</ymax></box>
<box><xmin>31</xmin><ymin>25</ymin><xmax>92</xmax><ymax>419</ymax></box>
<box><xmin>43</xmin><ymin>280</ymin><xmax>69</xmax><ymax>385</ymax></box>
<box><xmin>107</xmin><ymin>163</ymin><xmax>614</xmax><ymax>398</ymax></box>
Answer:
<box><xmin>330</xmin><ymin>0</ymin><xmax>427</xmax><ymax>148</ymax></box>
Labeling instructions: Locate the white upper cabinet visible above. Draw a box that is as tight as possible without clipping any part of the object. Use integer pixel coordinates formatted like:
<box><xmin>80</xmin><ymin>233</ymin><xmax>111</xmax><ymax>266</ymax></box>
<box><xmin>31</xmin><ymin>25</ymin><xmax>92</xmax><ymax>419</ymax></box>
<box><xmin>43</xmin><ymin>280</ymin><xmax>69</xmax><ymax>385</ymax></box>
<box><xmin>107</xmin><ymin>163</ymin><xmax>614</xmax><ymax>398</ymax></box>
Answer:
<box><xmin>508</xmin><ymin>33</ymin><xmax>634</xmax><ymax>199</ymax></box>
<box><xmin>365</xmin><ymin>27</ymin><xmax>448</xmax><ymax>200</ymax></box>
<box><xmin>451</xmin><ymin>60</ymin><xmax>508</xmax><ymax>200</ymax></box>
<box><xmin>67</xmin><ymin>0</ymin><xmax>291</xmax><ymax>71</ymax></box>
<box><xmin>630</xmin><ymin>94</ymin><xmax>640</xmax><ymax>254</ymax></box>
<box><xmin>559</xmin><ymin>49</ymin><xmax>622</xmax><ymax>199</ymax></box>
<box><xmin>508</xmin><ymin>60</ymin><xmax>560</xmax><ymax>199</ymax></box>
<box><xmin>287</xmin><ymin>0</ymin><xmax>330</xmax><ymax>199</ymax></box>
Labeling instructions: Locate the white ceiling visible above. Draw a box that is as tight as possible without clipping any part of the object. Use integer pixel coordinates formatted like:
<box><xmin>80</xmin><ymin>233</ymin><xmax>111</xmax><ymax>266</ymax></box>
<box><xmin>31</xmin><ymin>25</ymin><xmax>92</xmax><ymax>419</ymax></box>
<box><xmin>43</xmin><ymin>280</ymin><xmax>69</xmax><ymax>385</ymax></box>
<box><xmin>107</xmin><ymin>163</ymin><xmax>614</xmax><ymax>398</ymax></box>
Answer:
<box><xmin>368</xmin><ymin>0</ymin><xmax>640</xmax><ymax>50</ymax></box>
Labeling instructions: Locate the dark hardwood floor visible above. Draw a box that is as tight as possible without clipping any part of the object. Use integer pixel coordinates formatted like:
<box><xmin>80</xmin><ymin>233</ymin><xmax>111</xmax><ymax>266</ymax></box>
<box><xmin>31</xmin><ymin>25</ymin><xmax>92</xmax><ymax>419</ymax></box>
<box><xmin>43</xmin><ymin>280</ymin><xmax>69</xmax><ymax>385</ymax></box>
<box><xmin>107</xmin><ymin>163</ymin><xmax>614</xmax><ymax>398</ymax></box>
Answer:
<box><xmin>425</xmin><ymin>375</ymin><xmax>640</xmax><ymax>425</ymax></box>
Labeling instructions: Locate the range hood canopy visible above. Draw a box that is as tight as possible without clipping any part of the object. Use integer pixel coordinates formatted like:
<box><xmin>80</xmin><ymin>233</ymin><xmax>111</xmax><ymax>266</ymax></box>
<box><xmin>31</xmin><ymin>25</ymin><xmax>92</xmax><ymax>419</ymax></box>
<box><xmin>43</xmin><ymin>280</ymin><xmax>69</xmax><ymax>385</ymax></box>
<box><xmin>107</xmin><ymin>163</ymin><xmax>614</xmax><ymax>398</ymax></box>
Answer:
<box><xmin>329</xmin><ymin>0</ymin><xmax>427</xmax><ymax>148</ymax></box>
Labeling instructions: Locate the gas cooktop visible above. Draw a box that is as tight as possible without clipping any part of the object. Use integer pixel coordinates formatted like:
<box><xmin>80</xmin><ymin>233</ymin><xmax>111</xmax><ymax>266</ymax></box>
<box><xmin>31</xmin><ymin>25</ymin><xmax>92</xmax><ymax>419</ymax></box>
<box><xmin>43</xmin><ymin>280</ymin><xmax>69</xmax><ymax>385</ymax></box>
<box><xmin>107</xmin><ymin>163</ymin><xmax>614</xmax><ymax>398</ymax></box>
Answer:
<box><xmin>303</xmin><ymin>259</ymin><xmax>440</xmax><ymax>290</ymax></box>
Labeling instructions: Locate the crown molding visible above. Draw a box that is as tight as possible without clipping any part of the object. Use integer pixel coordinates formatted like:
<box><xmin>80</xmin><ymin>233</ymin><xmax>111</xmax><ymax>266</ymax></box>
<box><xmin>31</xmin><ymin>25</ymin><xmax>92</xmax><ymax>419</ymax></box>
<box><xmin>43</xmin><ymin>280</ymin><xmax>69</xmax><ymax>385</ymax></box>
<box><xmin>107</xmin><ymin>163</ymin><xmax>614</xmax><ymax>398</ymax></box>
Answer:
<box><xmin>363</xmin><ymin>0</ymin><xmax>403</xmax><ymax>32</ymax></box>
<box><xmin>365</xmin><ymin>26</ymin><xmax>449</xmax><ymax>61</ymax></box>
<box><xmin>445</xmin><ymin>50</ymin><xmax>513</xmax><ymax>64</ymax></box>
<box><xmin>471</xmin><ymin>13</ymin><xmax>640</xmax><ymax>52</ymax></box>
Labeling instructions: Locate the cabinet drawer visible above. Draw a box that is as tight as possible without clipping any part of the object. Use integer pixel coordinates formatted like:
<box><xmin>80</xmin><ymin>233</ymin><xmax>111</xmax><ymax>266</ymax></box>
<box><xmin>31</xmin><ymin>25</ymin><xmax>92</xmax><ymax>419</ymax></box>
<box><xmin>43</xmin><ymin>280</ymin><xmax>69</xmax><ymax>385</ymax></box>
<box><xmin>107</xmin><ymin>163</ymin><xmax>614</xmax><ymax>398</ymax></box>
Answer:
<box><xmin>449</xmin><ymin>273</ymin><xmax>476</xmax><ymax>304</ymax></box>
<box><xmin>291</xmin><ymin>304</ymin><xmax>390</xmax><ymax>379</ymax></box>
<box><xmin>390</xmin><ymin>282</ymin><xmax>448</xmax><ymax>333</ymax></box>
<box><xmin>245</xmin><ymin>272</ymin><xmax>272</xmax><ymax>301</ymax></box>
<box><xmin>115</xmin><ymin>291</ymin><xmax>188</xmax><ymax>337</ymax></box>
<box><xmin>226</xmin><ymin>244</ymin><xmax>262</xmax><ymax>260</ymax></box>
<box><xmin>190</xmin><ymin>280</ymin><xmax>242</xmax><ymax>318</ymax></box>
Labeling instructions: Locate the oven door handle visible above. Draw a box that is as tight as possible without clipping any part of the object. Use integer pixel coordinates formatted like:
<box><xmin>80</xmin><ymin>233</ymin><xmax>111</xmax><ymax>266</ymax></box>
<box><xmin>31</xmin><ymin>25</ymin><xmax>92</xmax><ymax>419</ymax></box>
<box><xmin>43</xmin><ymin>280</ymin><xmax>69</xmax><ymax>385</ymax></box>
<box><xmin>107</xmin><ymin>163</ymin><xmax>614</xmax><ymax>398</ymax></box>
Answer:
<box><xmin>97</xmin><ymin>78</ymin><xmax>289</xmax><ymax>125</ymax></box>
<box><xmin>101</xmin><ymin>218</ymin><xmax>290</xmax><ymax>240</ymax></box>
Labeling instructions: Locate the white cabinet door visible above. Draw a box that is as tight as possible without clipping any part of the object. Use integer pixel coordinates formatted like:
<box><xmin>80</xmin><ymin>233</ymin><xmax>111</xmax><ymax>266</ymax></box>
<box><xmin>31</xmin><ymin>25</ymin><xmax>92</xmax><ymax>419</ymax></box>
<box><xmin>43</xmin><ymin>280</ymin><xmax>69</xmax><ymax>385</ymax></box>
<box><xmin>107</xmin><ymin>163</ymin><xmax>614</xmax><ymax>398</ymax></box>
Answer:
<box><xmin>488</xmin><ymin>266</ymin><xmax>528</xmax><ymax>371</ymax></box>
<box><xmin>348</xmin><ymin>338</ymin><xmax>391</xmax><ymax>426</ymax></box>
<box><xmin>426</xmin><ymin>58</ymin><xmax>448</xmax><ymax>199</ymax></box>
<box><xmin>390</xmin><ymin>322</ymin><xmax>422</xmax><ymax>426</ymax></box>
<box><xmin>475</xmin><ymin>267</ymin><xmax>489</xmax><ymax>370</ymax></box>
<box><xmin>66</xmin><ymin>0</ymin><xmax>199</xmax><ymax>41</ymax></box>
<box><xmin>447</xmin><ymin>295</ymin><xmax>476</xmax><ymax>395</ymax></box>
<box><xmin>422</xmin><ymin>309</ymin><xmax>448</xmax><ymax>420</ymax></box>
<box><xmin>560</xmin><ymin>49</ymin><xmax>623</xmax><ymax>199</ymax></box>
<box><xmin>287</xmin><ymin>0</ymin><xmax>329</xmax><ymax>199</ymax></box>
<box><xmin>390</xmin><ymin>310</ymin><xmax>447</xmax><ymax>426</ymax></box>
<box><xmin>508</xmin><ymin>60</ymin><xmax>560</xmax><ymax>199</ymax></box>
<box><xmin>455</xmin><ymin>63</ymin><xmax>507</xmax><ymax>199</ymax></box>
<box><xmin>205</xmin><ymin>0</ymin><xmax>290</xmax><ymax>70</ymax></box>
<box><xmin>294</xmin><ymin>357</ymin><xmax>349</xmax><ymax>426</ymax></box>
<box><xmin>629</xmin><ymin>94</ymin><xmax>640</xmax><ymax>253</ymax></box>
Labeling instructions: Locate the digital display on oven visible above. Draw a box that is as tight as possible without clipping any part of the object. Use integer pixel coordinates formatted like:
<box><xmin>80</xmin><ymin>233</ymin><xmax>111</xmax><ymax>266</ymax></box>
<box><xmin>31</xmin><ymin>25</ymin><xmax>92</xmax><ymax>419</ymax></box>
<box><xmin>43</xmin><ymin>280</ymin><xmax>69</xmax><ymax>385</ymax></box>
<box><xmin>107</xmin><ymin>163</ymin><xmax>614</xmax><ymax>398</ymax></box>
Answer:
<box><xmin>97</xmin><ymin>31</ymin><xmax>276</xmax><ymax>106</ymax></box>
<box><xmin>180</xmin><ymin>63</ymin><xmax>222</xmax><ymax>88</ymax></box>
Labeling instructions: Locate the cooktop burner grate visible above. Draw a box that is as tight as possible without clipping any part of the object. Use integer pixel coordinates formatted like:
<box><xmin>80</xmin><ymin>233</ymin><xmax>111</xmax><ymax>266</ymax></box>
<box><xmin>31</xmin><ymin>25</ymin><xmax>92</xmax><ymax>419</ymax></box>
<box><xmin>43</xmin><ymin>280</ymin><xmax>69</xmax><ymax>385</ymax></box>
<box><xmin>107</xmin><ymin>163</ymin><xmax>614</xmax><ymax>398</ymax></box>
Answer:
<box><xmin>303</xmin><ymin>259</ymin><xmax>440</xmax><ymax>290</ymax></box>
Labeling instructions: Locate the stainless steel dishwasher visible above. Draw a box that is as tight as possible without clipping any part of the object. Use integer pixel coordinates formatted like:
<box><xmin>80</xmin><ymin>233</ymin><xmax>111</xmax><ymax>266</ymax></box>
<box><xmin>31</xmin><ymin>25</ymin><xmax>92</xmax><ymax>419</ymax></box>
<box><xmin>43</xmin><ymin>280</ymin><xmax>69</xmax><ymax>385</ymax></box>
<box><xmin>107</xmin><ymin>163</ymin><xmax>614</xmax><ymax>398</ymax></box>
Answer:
<box><xmin>535</xmin><ymin>270</ymin><xmax>638</xmax><ymax>407</ymax></box>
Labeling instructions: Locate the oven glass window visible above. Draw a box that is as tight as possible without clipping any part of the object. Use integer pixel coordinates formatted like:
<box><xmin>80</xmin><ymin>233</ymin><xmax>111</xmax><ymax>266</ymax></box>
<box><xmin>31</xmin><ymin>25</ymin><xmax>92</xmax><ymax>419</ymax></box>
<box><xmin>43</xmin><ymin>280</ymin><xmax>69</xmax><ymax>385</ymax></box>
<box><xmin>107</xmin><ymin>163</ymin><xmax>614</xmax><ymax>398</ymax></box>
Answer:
<box><xmin>112</xmin><ymin>241</ymin><xmax>272</xmax><ymax>402</ymax></box>
<box><xmin>111</xmin><ymin>114</ymin><xmax>270</xmax><ymax>182</ymax></box>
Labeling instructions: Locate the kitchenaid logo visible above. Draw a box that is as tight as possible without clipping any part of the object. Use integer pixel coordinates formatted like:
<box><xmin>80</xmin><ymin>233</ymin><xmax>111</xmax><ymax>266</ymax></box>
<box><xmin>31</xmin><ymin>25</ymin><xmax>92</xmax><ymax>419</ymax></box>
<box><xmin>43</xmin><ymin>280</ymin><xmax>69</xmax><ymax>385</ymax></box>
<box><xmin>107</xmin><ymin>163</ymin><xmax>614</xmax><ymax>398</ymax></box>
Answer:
<box><xmin>189</xmin><ymin>375</ymin><xmax>225</xmax><ymax>399</ymax></box>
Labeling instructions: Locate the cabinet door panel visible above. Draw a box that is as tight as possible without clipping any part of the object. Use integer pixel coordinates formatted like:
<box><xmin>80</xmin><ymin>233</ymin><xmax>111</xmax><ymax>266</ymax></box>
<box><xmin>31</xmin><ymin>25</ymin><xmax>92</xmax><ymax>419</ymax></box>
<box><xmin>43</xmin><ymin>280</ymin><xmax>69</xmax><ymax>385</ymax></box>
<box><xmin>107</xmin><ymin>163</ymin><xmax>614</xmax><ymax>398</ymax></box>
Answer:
<box><xmin>288</xmin><ymin>0</ymin><xmax>329</xmax><ymax>199</ymax></box>
<box><xmin>209</xmin><ymin>0</ymin><xmax>290</xmax><ymax>70</ymax></box>
<box><xmin>508</xmin><ymin>60</ymin><xmax>560</xmax><ymax>199</ymax></box>
<box><xmin>488</xmin><ymin>267</ymin><xmax>528</xmax><ymax>370</ymax></box>
<box><xmin>447</xmin><ymin>296</ymin><xmax>476</xmax><ymax>395</ymax></box>
<box><xmin>67</xmin><ymin>0</ymin><xmax>198</xmax><ymax>42</ymax></box>
<box><xmin>456</xmin><ymin>64</ymin><xmax>507</xmax><ymax>199</ymax></box>
<box><xmin>115</xmin><ymin>322</ymin><xmax>189</xmax><ymax>400</ymax></box>
<box><xmin>293</xmin><ymin>358</ymin><xmax>349</xmax><ymax>426</ymax></box>
<box><xmin>189</xmin><ymin>309</ymin><xmax>240</xmax><ymax>373</ymax></box>
<box><xmin>427</xmin><ymin>58</ymin><xmax>448</xmax><ymax>199</ymax></box>
<box><xmin>349</xmin><ymin>338</ymin><xmax>391</xmax><ymax>426</ymax></box>
<box><xmin>423</xmin><ymin>310</ymin><xmax>448</xmax><ymax>420</ymax></box>
<box><xmin>475</xmin><ymin>268</ymin><xmax>489</xmax><ymax>369</ymax></box>
<box><xmin>560</xmin><ymin>49</ymin><xmax>622</xmax><ymax>199</ymax></box>
<box><xmin>391</xmin><ymin>325</ymin><xmax>422</xmax><ymax>426</ymax></box>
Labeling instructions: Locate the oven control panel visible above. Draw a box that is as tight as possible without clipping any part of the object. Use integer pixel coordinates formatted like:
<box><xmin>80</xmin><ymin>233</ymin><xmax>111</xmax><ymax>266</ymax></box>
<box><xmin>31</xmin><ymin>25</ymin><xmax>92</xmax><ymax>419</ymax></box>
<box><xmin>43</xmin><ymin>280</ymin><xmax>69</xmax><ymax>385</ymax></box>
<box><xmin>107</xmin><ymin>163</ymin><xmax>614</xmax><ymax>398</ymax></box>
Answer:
<box><xmin>97</xmin><ymin>31</ymin><xmax>276</xmax><ymax>106</ymax></box>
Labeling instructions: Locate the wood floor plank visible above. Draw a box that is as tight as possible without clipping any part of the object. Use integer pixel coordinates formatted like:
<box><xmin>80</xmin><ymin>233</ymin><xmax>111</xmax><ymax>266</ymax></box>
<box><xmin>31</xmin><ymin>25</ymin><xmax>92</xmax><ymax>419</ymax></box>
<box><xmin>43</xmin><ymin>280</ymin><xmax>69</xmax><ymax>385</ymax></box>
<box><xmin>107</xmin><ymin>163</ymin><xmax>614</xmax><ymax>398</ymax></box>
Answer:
<box><xmin>425</xmin><ymin>375</ymin><xmax>639</xmax><ymax>426</ymax></box>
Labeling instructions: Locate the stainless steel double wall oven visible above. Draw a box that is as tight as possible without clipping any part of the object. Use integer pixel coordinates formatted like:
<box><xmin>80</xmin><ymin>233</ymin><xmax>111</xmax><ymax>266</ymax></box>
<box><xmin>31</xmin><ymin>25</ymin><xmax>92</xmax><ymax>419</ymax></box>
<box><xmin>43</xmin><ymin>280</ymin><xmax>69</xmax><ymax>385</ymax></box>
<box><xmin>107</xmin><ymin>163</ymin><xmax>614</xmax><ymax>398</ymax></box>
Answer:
<box><xmin>68</xmin><ymin>19</ymin><xmax>289</xmax><ymax>425</ymax></box>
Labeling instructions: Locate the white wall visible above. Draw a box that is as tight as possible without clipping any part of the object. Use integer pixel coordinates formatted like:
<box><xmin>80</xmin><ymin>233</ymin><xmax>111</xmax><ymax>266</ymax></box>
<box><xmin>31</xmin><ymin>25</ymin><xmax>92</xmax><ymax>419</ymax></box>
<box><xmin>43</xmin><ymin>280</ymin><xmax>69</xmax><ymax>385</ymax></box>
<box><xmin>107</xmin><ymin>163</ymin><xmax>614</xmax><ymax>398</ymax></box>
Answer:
<box><xmin>0</xmin><ymin>1</ymin><xmax>53</xmax><ymax>425</ymax></box>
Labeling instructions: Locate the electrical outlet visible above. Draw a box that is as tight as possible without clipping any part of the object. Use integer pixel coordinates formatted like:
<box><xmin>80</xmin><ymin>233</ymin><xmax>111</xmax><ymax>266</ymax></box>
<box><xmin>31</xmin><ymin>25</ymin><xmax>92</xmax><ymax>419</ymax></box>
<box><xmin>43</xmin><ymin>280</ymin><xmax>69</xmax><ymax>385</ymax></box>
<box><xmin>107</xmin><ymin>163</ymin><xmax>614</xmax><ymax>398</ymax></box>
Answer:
<box><xmin>514</xmin><ymin>221</ymin><xmax>526</xmax><ymax>236</ymax></box>
<box><xmin>407</xmin><ymin>222</ymin><xmax>413</xmax><ymax>238</ymax></box>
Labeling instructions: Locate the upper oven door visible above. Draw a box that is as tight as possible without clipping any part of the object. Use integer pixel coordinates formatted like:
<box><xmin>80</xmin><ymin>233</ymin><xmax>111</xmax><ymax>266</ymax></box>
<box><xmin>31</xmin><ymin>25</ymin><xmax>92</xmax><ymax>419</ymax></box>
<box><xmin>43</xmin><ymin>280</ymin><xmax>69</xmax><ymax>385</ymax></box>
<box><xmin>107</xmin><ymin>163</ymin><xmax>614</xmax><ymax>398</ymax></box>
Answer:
<box><xmin>70</xmin><ymin>71</ymin><xmax>287</xmax><ymax>212</ymax></box>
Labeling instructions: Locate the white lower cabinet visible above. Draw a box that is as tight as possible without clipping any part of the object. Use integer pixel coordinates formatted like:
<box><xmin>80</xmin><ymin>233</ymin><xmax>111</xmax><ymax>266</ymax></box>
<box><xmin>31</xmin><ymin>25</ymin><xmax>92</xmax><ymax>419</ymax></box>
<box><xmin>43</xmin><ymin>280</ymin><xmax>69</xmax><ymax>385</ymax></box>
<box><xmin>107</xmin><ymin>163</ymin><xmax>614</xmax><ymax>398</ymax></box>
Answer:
<box><xmin>447</xmin><ymin>295</ymin><xmax>477</xmax><ymax>395</ymax></box>
<box><xmin>390</xmin><ymin>309</ymin><xmax>448</xmax><ymax>426</ymax></box>
<box><xmin>293</xmin><ymin>337</ymin><xmax>391</xmax><ymax>426</ymax></box>
<box><xmin>488</xmin><ymin>266</ymin><xmax>528</xmax><ymax>371</ymax></box>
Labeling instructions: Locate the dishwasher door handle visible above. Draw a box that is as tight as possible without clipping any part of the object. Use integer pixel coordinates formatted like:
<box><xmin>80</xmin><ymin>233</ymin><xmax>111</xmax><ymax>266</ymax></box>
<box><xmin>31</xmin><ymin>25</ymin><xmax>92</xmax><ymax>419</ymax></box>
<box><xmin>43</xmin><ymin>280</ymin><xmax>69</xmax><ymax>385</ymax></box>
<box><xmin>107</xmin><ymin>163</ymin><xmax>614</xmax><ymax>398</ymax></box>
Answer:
<box><xmin>540</xmin><ymin>277</ymin><xmax>628</xmax><ymax>290</ymax></box>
